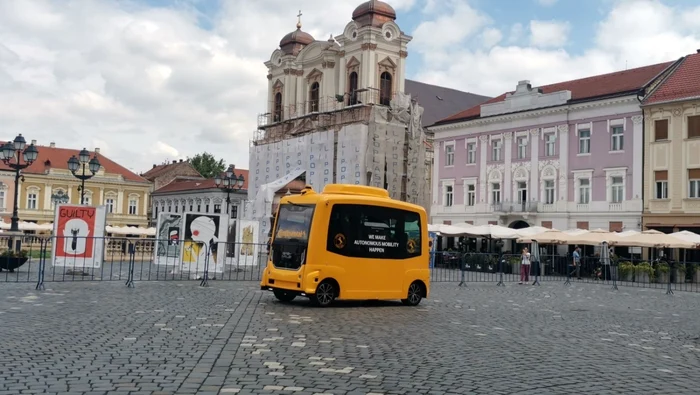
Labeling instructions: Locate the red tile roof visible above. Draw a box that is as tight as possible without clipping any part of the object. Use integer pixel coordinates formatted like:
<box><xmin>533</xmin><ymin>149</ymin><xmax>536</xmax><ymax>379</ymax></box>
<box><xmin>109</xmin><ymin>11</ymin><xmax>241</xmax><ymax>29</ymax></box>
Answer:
<box><xmin>644</xmin><ymin>52</ymin><xmax>700</xmax><ymax>105</ymax></box>
<box><xmin>0</xmin><ymin>143</ymin><xmax>148</xmax><ymax>183</ymax></box>
<box><xmin>141</xmin><ymin>160</ymin><xmax>201</xmax><ymax>180</ymax></box>
<box><xmin>436</xmin><ymin>61</ymin><xmax>675</xmax><ymax>125</ymax></box>
<box><xmin>153</xmin><ymin>169</ymin><xmax>250</xmax><ymax>194</ymax></box>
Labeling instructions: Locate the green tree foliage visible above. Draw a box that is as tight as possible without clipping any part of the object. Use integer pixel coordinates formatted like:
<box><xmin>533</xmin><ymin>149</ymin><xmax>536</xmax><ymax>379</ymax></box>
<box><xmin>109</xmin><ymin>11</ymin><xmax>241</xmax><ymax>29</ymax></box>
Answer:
<box><xmin>188</xmin><ymin>152</ymin><xmax>226</xmax><ymax>179</ymax></box>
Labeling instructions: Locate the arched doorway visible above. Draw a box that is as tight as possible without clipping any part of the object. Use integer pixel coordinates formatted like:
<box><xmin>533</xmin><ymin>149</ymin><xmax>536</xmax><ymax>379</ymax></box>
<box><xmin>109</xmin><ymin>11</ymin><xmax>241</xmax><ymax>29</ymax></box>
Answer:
<box><xmin>509</xmin><ymin>220</ymin><xmax>530</xmax><ymax>230</ymax></box>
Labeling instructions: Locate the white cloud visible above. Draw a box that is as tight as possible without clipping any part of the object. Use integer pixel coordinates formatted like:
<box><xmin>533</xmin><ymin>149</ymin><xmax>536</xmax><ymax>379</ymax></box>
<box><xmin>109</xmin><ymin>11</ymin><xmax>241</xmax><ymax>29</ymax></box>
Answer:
<box><xmin>529</xmin><ymin>20</ymin><xmax>571</xmax><ymax>48</ymax></box>
<box><xmin>413</xmin><ymin>0</ymin><xmax>700</xmax><ymax>98</ymax></box>
<box><xmin>508</xmin><ymin>23</ymin><xmax>525</xmax><ymax>43</ymax></box>
<box><xmin>536</xmin><ymin>0</ymin><xmax>558</xmax><ymax>6</ymax></box>
<box><xmin>412</xmin><ymin>0</ymin><xmax>490</xmax><ymax>49</ymax></box>
<box><xmin>480</xmin><ymin>28</ymin><xmax>503</xmax><ymax>49</ymax></box>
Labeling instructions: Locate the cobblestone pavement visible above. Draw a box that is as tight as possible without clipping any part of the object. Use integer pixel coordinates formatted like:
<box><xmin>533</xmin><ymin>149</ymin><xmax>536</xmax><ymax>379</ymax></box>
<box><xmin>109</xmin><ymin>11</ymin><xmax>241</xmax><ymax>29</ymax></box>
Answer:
<box><xmin>1</xmin><ymin>281</ymin><xmax>700</xmax><ymax>395</ymax></box>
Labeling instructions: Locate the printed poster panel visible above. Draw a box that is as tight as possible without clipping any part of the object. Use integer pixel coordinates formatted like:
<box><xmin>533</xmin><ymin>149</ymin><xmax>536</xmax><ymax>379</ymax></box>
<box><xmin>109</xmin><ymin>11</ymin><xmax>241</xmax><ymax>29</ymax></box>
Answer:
<box><xmin>154</xmin><ymin>212</ymin><xmax>182</xmax><ymax>266</ymax></box>
<box><xmin>236</xmin><ymin>220</ymin><xmax>260</xmax><ymax>267</ymax></box>
<box><xmin>180</xmin><ymin>213</ymin><xmax>229</xmax><ymax>276</ymax></box>
<box><xmin>337</xmin><ymin>125</ymin><xmax>368</xmax><ymax>185</ymax></box>
<box><xmin>429</xmin><ymin>231</ymin><xmax>438</xmax><ymax>269</ymax></box>
<box><xmin>51</xmin><ymin>204</ymin><xmax>107</xmax><ymax>268</ymax></box>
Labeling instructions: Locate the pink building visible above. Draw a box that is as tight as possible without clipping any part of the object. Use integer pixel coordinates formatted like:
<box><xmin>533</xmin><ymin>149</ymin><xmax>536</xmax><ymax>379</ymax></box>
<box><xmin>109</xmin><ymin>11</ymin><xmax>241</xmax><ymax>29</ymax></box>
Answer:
<box><xmin>429</xmin><ymin>61</ymin><xmax>676</xmax><ymax>232</ymax></box>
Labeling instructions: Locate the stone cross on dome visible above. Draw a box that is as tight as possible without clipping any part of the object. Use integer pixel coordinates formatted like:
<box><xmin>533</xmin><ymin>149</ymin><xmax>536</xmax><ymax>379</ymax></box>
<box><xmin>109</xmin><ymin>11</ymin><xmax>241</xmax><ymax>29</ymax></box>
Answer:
<box><xmin>296</xmin><ymin>10</ymin><xmax>302</xmax><ymax>29</ymax></box>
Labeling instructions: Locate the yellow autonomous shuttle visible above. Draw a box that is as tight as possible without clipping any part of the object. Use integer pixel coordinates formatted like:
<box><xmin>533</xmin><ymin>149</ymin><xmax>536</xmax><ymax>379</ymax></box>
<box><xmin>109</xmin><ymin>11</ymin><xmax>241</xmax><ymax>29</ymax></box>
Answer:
<box><xmin>260</xmin><ymin>184</ymin><xmax>430</xmax><ymax>307</ymax></box>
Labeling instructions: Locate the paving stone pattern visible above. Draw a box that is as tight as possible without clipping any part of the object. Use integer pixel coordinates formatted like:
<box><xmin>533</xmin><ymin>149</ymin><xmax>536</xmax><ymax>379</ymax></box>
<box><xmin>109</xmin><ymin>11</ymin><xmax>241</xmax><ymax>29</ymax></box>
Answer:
<box><xmin>1</xmin><ymin>281</ymin><xmax>700</xmax><ymax>394</ymax></box>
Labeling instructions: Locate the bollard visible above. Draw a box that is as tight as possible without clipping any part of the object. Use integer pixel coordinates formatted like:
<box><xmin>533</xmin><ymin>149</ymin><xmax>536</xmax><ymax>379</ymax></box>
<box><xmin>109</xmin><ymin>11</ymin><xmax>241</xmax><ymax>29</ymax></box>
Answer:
<box><xmin>125</xmin><ymin>241</ymin><xmax>136</xmax><ymax>288</ymax></box>
<box><xmin>35</xmin><ymin>239</ymin><xmax>47</xmax><ymax>291</ymax></box>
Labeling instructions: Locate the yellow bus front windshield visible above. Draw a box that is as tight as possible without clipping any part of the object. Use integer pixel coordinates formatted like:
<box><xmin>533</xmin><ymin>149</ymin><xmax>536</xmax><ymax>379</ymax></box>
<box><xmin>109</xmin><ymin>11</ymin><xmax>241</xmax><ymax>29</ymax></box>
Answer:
<box><xmin>270</xmin><ymin>203</ymin><xmax>315</xmax><ymax>270</ymax></box>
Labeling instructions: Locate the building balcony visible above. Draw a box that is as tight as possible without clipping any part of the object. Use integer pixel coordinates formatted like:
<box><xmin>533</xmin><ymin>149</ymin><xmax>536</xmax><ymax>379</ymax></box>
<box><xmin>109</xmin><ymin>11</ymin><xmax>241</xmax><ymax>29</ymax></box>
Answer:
<box><xmin>493</xmin><ymin>202</ymin><xmax>539</xmax><ymax>213</ymax></box>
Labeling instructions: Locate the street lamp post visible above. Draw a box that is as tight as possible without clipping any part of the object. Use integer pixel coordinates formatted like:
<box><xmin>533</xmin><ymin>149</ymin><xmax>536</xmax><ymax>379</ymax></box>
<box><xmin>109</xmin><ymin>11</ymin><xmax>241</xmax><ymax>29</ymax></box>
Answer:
<box><xmin>214</xmin><ymin>164</ymin><xmax>245</xmax><ymax>215</ymax></box>
<box><xmin>67</xmin><ymin>148</ymin><xmax>101</xmax><ymax>205</ymax></box>
<box><xmin>0</xmin><ymin>134</ymin><xmax>39</xmax><ymax>235</ymax></box>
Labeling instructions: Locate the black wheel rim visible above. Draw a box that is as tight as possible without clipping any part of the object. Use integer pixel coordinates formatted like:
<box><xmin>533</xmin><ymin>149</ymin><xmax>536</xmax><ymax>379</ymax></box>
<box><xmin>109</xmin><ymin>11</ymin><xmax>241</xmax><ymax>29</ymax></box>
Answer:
<box><xmin>317</xmin><ymin>283</ymin><xmax>334</xmax><ymax>305</ymax></box>
<box><xmin>408</xmin><ymin>283</ymin><xmax>421</xmax><ymax>304</ymax></box>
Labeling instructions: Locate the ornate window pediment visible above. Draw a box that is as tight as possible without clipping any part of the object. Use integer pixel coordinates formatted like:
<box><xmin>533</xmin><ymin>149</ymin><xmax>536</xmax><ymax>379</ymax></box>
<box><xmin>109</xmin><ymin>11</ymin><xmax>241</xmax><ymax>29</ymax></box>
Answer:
<box><xmin>378</xmin><ymin>56</ymin><xmax>397</xmax><ymax>70</ymax></box>
<box><xmin>306</xmin><ymin>68</ymin><xmax>323</xmax><ymax>83</ymax></box>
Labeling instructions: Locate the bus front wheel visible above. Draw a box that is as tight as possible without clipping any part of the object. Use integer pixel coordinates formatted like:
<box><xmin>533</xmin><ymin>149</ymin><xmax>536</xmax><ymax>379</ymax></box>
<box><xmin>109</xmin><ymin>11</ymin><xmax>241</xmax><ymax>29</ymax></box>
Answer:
<box><xmin>401</xmin><ymin>281</ymin><xmax>423</xmax><ymax>306</ymax></box>
<box><xmin>311</xmin><ymin>280</ymin><xmax>336</xmax><ymax>307</ymax></box>
<box><xmin>273</xmin><ymin>289</ymin><xmax>296</xmax><ymax>303</ymax></box>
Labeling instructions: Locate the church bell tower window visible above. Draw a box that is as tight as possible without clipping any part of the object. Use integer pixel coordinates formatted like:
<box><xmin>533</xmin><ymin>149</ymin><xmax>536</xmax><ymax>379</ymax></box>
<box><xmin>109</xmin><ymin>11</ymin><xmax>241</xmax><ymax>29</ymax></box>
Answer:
<box><xmin>309</xmin><ymin>82</ymin><xmax>320</xmax><ymax>113</ymax></box>
<box><xmin>380</xmin><ymin>72</ymin><xmax>392</xmax><ymax>106</ymax></box>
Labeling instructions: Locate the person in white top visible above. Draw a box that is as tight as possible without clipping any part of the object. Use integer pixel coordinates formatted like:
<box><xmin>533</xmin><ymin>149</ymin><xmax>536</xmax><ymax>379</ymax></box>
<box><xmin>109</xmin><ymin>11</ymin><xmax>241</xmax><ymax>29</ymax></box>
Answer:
<box><xmin>519</xmin><ymin>247</ymin><xmax>531</xmax><ymax>284</ymax></box>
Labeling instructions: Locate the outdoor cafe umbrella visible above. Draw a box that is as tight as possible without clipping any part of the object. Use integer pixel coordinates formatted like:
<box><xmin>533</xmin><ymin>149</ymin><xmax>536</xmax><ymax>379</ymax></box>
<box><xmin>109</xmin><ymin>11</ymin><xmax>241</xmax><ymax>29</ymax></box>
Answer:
<box><xmin>614</xmin><ymin>229</ymin><xmax>696</xmax><ymax>249</ymax></box>
<box><xmin>566</xmin><ymin>228</ymin><xmax>621</xmax><ymax>246</ymax></box>
<box><xmin>668</xmin><ymin>230</ymin><xmax>700</xmax><ymax>249</ymax></box>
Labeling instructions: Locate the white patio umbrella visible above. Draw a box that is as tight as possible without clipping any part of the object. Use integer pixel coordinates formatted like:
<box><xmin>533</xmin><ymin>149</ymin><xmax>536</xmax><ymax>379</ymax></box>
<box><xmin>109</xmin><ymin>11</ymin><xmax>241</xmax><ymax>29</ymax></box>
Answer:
<box><xmin>566</xmin><ymin>228</ymin><xmax>620</xmax><ymax>246</ymax></box>
<box><xmin>668</xmin><ymin>230</ymin><xmax>700</xmax><ymax>248</ymax></box>
<box><xmin>615</xmin><ymin>229</ymin><xmax>696</xmax><ymax>249</ymax></box>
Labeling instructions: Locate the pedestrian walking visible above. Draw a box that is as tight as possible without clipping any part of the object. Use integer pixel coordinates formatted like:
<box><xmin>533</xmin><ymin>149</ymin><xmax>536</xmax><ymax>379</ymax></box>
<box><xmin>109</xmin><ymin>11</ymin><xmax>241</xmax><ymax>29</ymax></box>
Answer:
<box><xmin>572</xmin><ymin>246</ymin><xmax>582</xmax><ymax>279</ymax></box>
<box><xmin>519</xmin><ymin>247</ymin><xmax>531</xmax><ymax>284</ymax></box>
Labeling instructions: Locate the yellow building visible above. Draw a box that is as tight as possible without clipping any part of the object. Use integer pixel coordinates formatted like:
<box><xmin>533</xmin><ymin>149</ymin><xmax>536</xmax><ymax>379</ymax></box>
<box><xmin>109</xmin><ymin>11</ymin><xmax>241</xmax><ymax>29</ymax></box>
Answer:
<box><xmin>0</xmin><ymin>142</ymin><xmax>150</xmax><ymax>227</ymax></box>
<box><xmin>642</xmin><ymin>51</ymin><xmax>700</xmax><ymax>237</ymax></box>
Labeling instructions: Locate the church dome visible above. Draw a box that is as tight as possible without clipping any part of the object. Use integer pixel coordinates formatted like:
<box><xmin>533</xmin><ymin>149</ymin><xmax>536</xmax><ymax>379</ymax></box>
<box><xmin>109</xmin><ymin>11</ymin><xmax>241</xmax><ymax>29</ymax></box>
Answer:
<box><xmin>352</xmin><ymin>0</ymin><xmax>397</xmax><ymax>27</ymax></box>
<box><xmin>279</xmin><ymin>24</ymin><xmax>315</xmax><ymax>56</ymax></box>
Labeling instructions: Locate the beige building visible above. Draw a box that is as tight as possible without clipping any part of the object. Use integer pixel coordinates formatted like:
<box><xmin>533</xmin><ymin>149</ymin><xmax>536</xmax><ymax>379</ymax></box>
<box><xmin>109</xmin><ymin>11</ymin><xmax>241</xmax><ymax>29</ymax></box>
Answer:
<box><xmin>0</xmin><ymin>141</ymin><xmax>151</xmax><ymax>227</ymax></box>
<box><xmin>642</xmin><ymin>51</ymin><xmax>700</xmax><ymax>235</ymax></box>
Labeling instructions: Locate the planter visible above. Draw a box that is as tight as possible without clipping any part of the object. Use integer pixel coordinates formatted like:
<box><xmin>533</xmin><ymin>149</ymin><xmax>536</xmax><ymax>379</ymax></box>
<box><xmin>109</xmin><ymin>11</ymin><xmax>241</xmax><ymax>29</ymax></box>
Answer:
<box><xmin>656</xmin><ymin>272</ymin><xmax>669</xmax><ymax>284</ymax></box>
<box><xmin>694</xmin><ymin>267</ymin><xmax>700</xmax><ymax>283</ymax></box>
<box><xmin>635</xmin><ymin>272</ymin><xmax>650</xmax><ymax>284</ymax></box>
<box><xmin>0</xmin><ymin>256</ymin><xmax>29</xmax><ymax>272</ymax></box>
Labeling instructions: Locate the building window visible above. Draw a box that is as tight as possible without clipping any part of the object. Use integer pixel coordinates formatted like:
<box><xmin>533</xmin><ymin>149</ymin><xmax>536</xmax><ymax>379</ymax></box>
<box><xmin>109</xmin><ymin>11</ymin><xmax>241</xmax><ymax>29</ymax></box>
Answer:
<box><xmin>0</xmin><ymin>190</ymin><xmax>4</xmax><ymax>210</ymax></box>
<box><xmin>466</xmin><ymin>142</ymin><xmax>476</xmax><ymax>164</ymax></box>
<box><xmin>189</xmin><ymin>204</ymin><xmax>193</xmax><ymax>211</ymax></box>
<box><xmin>348</xmin><ymin>72</ymin><xmax>358</xmax><ymax>105</ymax></box>
<box><xmin>214</xmin><ymin>204</ymin><xmax>221</xmax><ymax>213</ymax></box>
<box><xmin>155</xmin><ymin>206</ymin><xmax>159</xmax><ymax>218</ymax></box>
<box><xmin>492</xmin><ymin>140</ymin><xmax>502</xmax><ymax>161</ymax></box>
<box><xmin>309</xmin><ymin>82</ymin><xmax>320</xmax><ymax>113</ymax></box>
<box><xmin>174</xmin><ymin>205</ymin><xmax>178</xmax><ymax>213</ymax></box>
<box><xmin>689</xmin><ymin>169</ymin><xmax>700</xmax><ymax>198</ymax></box>
<box><xmin>491</xmin><ymin>183</ymin><xmax>501</xmax><ymax>204</ymax></box>
<box><xmin>445</xmin><ymin>144</ymin><xmax>454</xmax><ymax>166</ymax></box>
<box><xmin>205</xmin><ymin>204</ymin><xmax>210</xmax><ymax>212</ymax></box>
<box><xmin>273</xmin><ymin>92</ymin><xmax>283</xmax><ymax>122</ymax></box>
<box><xmin>27</xmin><ymin>192</ymin><xmax>38</xmax><ymax>210</ymax></box>
<box><xmin>545</xmin><ymin>133</ymin><xmax>556</xmax><ymax>156</ymax></box>
<box><xmin>578</xmin><ymin>130</ymin><xmax>591</xmax><ymax>154</ymax></box>
<box><xmin>168</xmin><ymin>205</ymin><xmax>171</xmax><ymax>212</ymax></box>
<box><xmin>379</xmin><ymin>72</ymin><xmax>392</xmax><ymax>106</ymax></box>
<box><xmin>231</xmin><ymin>206</ymin><xmax>238</xmax><ymax>219</ymax></box>
<box><xmin>611</xmin><ymin>126</ymin><xmax>624</xmax><ymax>151</ymax></box>
<box><xmin>685</xmin><ymin>114</ymin><xmax>700</xmax><ymax>139</ymax></box>
<box><xmin>689</xmin><ymin>180</ymin><xmax>700</xmax><ymax>198</ymax></box>
<box><xmin>128</xmin><ymin>199</ymin><xmax>138</xmax><ymax>215</ymax></box>
<box><xmin>544</xmin><ymin>180</ymin><xmax>555</xmax><ymax>204</ymax></box>
<box><xmin>106</xmin><ymin>198</ymin><xmax>115</xmax><ymax>213</ymax></box>
<box><xmin>465</xmin><ymin>184</ymin><xmax>475</xmax><ymax>206</ymax></box>
<box><xmin>83</xmin><ymin>196</ymin><xmax>91</xmax><ymax>206</ymax></box>
<box><xmin>655</xmin><ymin>119</ymin><xmax>668</xmax><ymax>141</ymax></box>
<box><xmin>655</xmin><ymin>170</ymin><xmax>668</xmax><ymax>199</ymax></box>
<box><xmin>611</xmin><ymin>176</ymin><xmax>624</xmax><ymax>203</ymax></box>
<box><xmin>444</xmin><ymin>185</ymin><xmax>453</xmax><ymax>207</ymax></box>
<box><xmin>197</xmin><ymin>204</ymin><xmax>201</xmax><ymax>212</ymax></box>
<box><xmin>516</xmin><ymin>136</ymin><xmax>527</xmax><ymax>159</ymax></box>
<box><xmin>578</xmin><ymin>178</ymin><xmax>590</xmax><ymax>204</ymax></box>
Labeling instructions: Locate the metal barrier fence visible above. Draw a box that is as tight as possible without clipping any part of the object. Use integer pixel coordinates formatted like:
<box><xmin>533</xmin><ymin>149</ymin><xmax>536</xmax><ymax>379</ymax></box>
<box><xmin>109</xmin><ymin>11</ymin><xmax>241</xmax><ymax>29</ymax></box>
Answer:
<box><xmin>0</xmin><ymin>236</ymin><xmax>268</xmax><ymax>289</ymax></box>
<box><xmin>1</xmin><ymin>235</ymin><xmax>698</xmax><ymax>295</ymax></box>
<box><xmin>430</xmin><ymin>251</ymin><xmax>700</xmax><ymax>294</ymax></box>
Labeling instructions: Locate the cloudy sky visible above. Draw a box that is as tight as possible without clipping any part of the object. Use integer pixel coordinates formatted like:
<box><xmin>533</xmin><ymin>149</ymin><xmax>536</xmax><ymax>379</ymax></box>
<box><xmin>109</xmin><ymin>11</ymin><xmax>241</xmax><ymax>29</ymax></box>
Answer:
<box><xmin>1</xmin><ymin>0</ymin><xmax>699</xmax><ymax>174</ymax></box>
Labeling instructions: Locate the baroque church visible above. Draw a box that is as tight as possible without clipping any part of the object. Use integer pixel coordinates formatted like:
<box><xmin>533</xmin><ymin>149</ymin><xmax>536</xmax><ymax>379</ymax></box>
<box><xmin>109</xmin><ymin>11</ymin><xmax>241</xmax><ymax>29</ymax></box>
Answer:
<box><xmin>247</xmin><ymin>0</ymin><xmax>488</xmax><ymax>234</ymax></box>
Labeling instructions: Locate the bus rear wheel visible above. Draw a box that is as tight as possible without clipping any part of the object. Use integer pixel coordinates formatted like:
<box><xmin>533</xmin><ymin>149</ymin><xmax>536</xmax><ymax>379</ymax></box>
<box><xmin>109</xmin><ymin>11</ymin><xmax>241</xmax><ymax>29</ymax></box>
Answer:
<box><xmin>401</xmin><ymin>281</ymin><xmax>423</xmax><ymax>306</ymax></box>
<box><xmin>273</xmin><ymin>289</ymin><xmax>296</xmax><ymax>303</ymax></box>
<box><xmin>311</xmin><ymin>280</ymin><xmax>336</xmax><ymax>307</ymax></box>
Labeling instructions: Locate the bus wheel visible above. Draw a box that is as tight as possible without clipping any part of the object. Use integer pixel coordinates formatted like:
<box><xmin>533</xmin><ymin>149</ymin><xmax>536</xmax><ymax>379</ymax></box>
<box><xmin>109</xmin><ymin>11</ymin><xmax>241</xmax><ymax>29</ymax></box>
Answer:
<box><xmin>402</xmin><ymin>281</ymin><xmax>423</xmax><ymax>306</ymax></box>
<box><xmin>312</xmin><ymin>281</ymin><xmax>336</xmax><ymax>307</ymax></box>
<box><xmin>273</xmin><ymin>289</ymin><xmax>296</xmax><ymax>303</ymax></box>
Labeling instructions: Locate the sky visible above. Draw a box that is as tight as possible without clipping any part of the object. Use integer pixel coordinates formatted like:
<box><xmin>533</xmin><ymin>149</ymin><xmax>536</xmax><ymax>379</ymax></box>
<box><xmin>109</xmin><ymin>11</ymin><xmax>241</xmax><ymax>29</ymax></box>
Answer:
<box><xmin>1</xmin><ymin>0</ymin><xmax>699</xmax><ymax>175</ymax></box>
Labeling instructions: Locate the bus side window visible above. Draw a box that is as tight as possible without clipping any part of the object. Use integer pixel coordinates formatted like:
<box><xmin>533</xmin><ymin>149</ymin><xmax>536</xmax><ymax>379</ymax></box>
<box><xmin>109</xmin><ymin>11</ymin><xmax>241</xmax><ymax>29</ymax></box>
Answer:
<box><xmin>403</xmin><ymin>211</ymin><xmax>421</xmax><ymax>257</ymax></box>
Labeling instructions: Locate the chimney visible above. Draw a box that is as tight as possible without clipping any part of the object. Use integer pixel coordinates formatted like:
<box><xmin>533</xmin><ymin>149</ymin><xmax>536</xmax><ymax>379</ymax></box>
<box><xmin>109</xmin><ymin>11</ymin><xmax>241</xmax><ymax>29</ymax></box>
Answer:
<box><xmin>94</xmin><ymin>147</ymin><xmax>100</xmax><ymax>154</ymax></box>
<box><xmin>172</xmin><ymin>160</ymin><xmax>176</xmax><ymax>164</ymax></box>
<box><xmin>179</xmin><ymin>159</ymin><xmax>183</xmax><ymax>163</ymax></box>
<box><xmin>31</xmin><ymin>139</ymin><xmax>37</xmax><ymax>145</ymax></box>
<box><xmin>152</xmin><ymin>164</ymin><xmax>157</xmax><ymax>168</ymax></box>
<box><xmin>697</xmin><ymin>49</ymin><xmax>700</xmax><ymax>53</ymax></box>
<box><xmin>49</xmin><ymin>142</ymin><xmax>55</xmax><ymax>148</ymax></box>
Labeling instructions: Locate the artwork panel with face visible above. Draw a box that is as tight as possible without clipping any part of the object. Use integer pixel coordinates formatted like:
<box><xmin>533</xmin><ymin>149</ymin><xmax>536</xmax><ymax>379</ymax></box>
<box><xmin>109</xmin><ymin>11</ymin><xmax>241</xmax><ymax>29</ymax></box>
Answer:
<box><xmin>63</xmin><ymin>218</ymin><xmax>89</xmax><ymax>256</ymax></box>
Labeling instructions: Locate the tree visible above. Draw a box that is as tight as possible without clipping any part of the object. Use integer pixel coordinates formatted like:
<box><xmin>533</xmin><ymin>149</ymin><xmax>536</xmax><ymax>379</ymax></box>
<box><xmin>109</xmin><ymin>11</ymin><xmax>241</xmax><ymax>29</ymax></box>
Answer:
<box><xmin>188</xmin><ymin>152</ymin><xmax>226</xmax><ymax>179</ymax></box>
